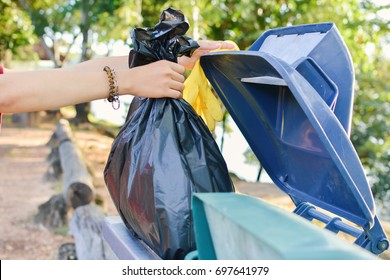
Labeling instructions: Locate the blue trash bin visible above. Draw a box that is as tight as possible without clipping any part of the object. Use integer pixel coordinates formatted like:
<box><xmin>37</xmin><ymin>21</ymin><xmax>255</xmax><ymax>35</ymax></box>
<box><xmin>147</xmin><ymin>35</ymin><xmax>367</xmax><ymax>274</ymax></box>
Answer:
<box><xmin>199</xmin><ymin>22</ymin><xmax>389</xmax><ymax>256</ymax></box>
<box><xmin>102</xmin><ymin>23</ymin><xmax>388</xmax><ymax>260</ymax></box>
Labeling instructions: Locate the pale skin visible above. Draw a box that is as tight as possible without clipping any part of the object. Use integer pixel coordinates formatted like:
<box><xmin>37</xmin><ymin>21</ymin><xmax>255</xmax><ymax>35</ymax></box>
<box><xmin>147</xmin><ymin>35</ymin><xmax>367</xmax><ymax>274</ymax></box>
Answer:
<box><xmin>0</xmin><ymin>40</ymin><xmax>235</xmax><ymax>113</ymax></box>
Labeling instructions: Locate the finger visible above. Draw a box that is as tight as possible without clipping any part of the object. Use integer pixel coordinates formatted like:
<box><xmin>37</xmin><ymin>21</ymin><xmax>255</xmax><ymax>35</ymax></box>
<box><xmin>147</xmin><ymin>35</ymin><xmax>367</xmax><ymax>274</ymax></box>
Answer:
<box><xmin>191</xmin><ymin>49</ymin><xmax>210</xmax><ymax>58</ymax></box>
<box><xmin>197</xmin><ymin>40</ymin><xmax>237</xmax><ymax>51</ymax></box>
<box><xmin>218</xmin><ymin>41</ymin><xmax>236</xmax><ymax>50</ymax></box>
<box><xmin>168</xmin><ymin>89</ymin><xmax>183</xmax><ymax>99</ymax></box>
<box><xmin>178</xmin><ymin>56</ymin><xmax>190</xmax><ymax>65</ymax></box>
<box><xmin>170</xmin><ymin>80</ymin><xmax>185</xmax><ymax>92</ymax></box>
<box><xmin>171</xmin><ymin>71</ymin><xmax>185</xmax><ymax>83</ymax></box>
<box><xmin>170</xmin><ymin>62</ymin><xmax>185</xmax><ymax>74</ymax></box>
<box><xmin>197</xmin><ymin>40</ymin><xmax>221</xmax><ymax>50</ymax></box>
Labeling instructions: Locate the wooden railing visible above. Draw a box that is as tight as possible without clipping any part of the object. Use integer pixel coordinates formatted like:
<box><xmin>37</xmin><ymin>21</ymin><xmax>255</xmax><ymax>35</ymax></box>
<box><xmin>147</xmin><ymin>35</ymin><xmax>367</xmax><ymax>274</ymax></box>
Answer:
<box><xmin>36</xmin><ymin>119</ymin><xmax>115</xmax><ymax>260</ymax></box>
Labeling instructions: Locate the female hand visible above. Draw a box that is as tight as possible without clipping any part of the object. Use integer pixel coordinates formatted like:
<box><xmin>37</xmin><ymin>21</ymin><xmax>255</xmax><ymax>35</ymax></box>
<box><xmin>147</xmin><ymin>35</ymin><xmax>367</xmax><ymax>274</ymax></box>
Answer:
<box><xmin>122</xmin><ymin>60</ymin><xmax>185</xmax><ymax>99</ymax></box>
<box><xmin>178</xmin><ymin>40</ymin><xmax>236</xmax><ymax>70</ymax></box>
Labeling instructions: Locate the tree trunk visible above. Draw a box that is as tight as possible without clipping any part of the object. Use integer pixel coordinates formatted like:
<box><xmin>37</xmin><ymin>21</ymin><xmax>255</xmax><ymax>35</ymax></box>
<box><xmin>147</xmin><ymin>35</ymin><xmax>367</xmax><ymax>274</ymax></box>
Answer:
<box><xmin>256</xmin><ymin>164</ymin><xmax>263</xmax><ymax>182</ymax></box>
<box><xmin>34</xmin><ymin>194</ymin><xmax>68</xmax><ymax>230</ymax></box>
<box><xmin>55</xmin><ymin>119</ymin><xmax>94</xmax><ymax>208</ymax></box>
<box><xmin>42</xmin><ymin>119</ymin><xmax>114</xmax><ymax>259</ymax></box>
<box><xmin>74</xmin><ymin>103</ymin><xmax>90</xmax><ymax>124</ymax></box>
<box><xmin>56</xmin><ymin>243</ymin><xmax>77</xmax><ymax>260</ymax></box>
<box><xmin>3</xmin><ymin>49</ymin><xmax>12</xmax><ymax>68</ymax></box>
<box><xmin>220</xmin><ymin>111</ymin><xmax>228</xmax><ymax>152</ymax></box>
<box><xmin>69</xmin><ymin>204</ymin><xmax>116</xmax><ymax>260</ymax></box>
<box><xmin>11</xmin><ymin>112</ymin><xmax>40</xmax><ymax>127</ymax></box>
<box><xmin>39</xmin><ymin>37</ymin><xmax>60</xmax><ymax>68</ymax></box>
<box><xmin>74</xmin><ymin>1</ymin><xmax>92</xmax><ymax>123</ymax></box>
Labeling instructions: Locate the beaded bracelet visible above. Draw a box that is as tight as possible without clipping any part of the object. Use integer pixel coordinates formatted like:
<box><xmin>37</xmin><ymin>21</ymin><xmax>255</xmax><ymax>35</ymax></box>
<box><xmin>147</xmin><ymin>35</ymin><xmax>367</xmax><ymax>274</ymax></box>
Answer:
<box><xmin>103</xmin><ymin>66</ymin><xmax>120</xmax><ymax>110</ymax></box>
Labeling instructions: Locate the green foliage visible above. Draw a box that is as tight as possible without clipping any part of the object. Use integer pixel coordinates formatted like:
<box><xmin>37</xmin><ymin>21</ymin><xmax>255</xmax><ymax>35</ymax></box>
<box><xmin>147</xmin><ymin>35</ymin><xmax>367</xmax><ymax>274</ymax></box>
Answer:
<box><xmin>53</xmin><ymin>226</ymin><xmax>69</xmax><ymax>236</ymax></box>
<box><xmin>243</xmin><ymin>146</ymin><xmax>260</xmax><ymax>166</ymax></box>
<box><xmin>352</xmin><ymin>58</ymin><xmax>390</xmax><ymax>199</ymax></box>
<box><xmin>18</xmin><ymin>0</ymin><xmax>140</xmax><ymax>64</ymax></box>
<box><xmin>0</xmin><ymin>0</ymin><xmax>35</xmax><ymax>62</ymax></box>
<box><xmin>94</xmin><ymin>0</ymin><xmax>143</xmax><ymax>45</ymax></box>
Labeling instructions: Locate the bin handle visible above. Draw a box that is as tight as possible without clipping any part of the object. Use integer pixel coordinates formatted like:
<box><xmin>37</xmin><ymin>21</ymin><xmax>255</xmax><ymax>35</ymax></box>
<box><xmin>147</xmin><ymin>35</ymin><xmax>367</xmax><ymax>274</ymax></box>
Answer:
<box><xmin>241</xmin><ymin>76</ymin><xmax>287</xmax><ymax>86</ymax></box>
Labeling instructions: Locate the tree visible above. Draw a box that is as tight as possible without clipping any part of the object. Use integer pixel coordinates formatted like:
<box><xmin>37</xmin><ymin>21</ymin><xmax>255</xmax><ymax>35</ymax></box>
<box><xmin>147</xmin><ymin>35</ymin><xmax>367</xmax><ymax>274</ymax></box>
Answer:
<box><xmin>17</xmin><ymin>0</ymin><xmax>78</xmax><ymax>68</ymax></box>
<box><xmin>74</xmin><ymin>0</ymin><xmax>147</xmax><ymax>122</ymax></box>
<box><xmin>347</xmin><ymin>2</ymin><xmax>389</xmax><ymax>201</ymax></box>
<box><xmin>352</xmin><ymin>57</ymin><xmax>390</xmax><ymax>200</ymax></box>
<box><xmin>0</xmin><ymin>0</ymin><xmax>35</xmax><ymax>67</ymax></box>
<box><xmin>243</xmin><ymin>147</ymin><xmax>263</xmax><ymax>182</ymax></box>
<box><xmin>93</xmin><ymin>0</ymin><xmax>143</xmax><ymax>54</ymax></box>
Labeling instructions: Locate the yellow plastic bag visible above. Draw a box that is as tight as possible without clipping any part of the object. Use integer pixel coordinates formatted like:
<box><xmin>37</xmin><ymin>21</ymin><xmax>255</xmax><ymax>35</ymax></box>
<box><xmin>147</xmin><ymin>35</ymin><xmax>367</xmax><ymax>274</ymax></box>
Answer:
<box><xmin>183</xmin><ymin>41</ymin><xmax>239</xmax><ymax>131</ymax></box>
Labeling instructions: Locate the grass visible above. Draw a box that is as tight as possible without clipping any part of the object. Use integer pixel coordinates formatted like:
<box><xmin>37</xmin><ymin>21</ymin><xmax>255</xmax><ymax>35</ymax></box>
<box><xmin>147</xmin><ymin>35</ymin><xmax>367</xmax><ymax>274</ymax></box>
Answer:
<box><xmin>53</xmin><ymin>226</ymin><xmax>69</xmax><ymax>237</ymax></box>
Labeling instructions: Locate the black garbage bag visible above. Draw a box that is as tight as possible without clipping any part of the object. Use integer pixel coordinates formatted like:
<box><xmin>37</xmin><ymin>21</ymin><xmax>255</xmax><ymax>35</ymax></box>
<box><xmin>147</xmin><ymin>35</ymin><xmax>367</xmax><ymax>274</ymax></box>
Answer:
<box><xmin>104</xmin><ymin>8</ymin><xmax>234</xmax><ymax>260</ymax></box>
<box><xmin>128</xmin><ymin>7</ymin><xmax>199</xmax><ymax>67</ymax></box>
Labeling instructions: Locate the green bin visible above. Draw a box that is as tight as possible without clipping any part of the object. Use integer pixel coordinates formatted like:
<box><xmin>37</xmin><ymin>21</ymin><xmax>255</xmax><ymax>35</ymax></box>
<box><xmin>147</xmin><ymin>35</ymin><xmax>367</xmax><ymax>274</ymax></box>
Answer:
<box><xmin>188</xmin><ymin>193</ymin><xmax>378</xmax><ymax>260</ymax></box>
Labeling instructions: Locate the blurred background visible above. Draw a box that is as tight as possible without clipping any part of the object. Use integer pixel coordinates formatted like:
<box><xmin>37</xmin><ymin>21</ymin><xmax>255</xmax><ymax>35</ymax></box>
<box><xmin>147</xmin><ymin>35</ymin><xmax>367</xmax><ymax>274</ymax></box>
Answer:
<box><xmin>0</xmin><ymin>0</ymin><xmax>389</xmax><ymax>219</ymax></box>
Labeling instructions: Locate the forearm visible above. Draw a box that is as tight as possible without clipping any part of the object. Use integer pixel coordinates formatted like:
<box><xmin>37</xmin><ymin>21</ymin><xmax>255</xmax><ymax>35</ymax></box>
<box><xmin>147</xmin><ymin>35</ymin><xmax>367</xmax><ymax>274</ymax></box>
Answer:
<box><xmin>66</xmin><ymin>56</ymin><xmax>129</xmax><ymax>72</ymax></box>
<box><xmin>0</xmin><ymin>59</ymin><xmax>185</xmax><ymax>113</ymax></box>
<box><xmin>0</xmin><ymin>69</ymin><xmax>110</xmax><ymax>113</ymax></box>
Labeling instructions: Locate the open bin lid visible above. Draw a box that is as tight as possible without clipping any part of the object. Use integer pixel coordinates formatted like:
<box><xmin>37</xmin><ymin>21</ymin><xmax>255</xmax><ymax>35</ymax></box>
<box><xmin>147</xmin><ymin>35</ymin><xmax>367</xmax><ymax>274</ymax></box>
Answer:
<box><xmin>200</xmin><ymin>23</ymin><xmax>388</xmax><ymax>254</ymax></box>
